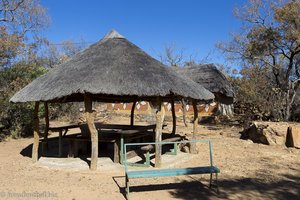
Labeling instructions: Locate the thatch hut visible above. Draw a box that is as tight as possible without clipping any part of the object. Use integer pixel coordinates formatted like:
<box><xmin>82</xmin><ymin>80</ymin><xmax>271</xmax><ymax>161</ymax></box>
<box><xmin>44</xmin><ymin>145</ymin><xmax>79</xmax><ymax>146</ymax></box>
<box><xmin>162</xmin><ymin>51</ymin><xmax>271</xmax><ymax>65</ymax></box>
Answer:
<box><xmin>10</xmin><ymin>30</ymin><xmax>214</xmax><ymax>170</ymax></box>
<box><xmin>175</xmin><ymin>64</ymin><xmax>234</xmax><ymax>116</ymax></box>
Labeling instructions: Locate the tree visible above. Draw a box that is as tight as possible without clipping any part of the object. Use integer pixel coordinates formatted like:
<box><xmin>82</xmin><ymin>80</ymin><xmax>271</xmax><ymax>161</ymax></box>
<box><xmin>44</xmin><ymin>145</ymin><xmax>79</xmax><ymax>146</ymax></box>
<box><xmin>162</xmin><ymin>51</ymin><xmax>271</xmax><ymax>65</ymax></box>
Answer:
<box><xmin>219</xmin><ymin>0</ymin><xmax>300</xmax><ymax>121</ymax></box>
<box><xmin>0</xmin><ymin>0</ymin><xmax>25</xmax><ymax>22</ymax></box>
<box><xmin>0</xmin><ymin>61</ymin><xmax>47</xmax><ymax>139</ymax></box>
<box><xmin>159</xmin><ymin>44</ymin><xmax>185</xmax><ymax>67</ymax></box>
<box><xmin>0</xmin><ymin>26</ymin><xmax>23</xmax><ymax>66</ymax></box>
<box><xmin>0</xmin><ymin>0</ymin><xmax>49</xmax><ymax>67</ymax></box>
<box><xmin>0</xmin><ymin>0</ymin><xmax>50</xmax><ymax>139</ymax></box>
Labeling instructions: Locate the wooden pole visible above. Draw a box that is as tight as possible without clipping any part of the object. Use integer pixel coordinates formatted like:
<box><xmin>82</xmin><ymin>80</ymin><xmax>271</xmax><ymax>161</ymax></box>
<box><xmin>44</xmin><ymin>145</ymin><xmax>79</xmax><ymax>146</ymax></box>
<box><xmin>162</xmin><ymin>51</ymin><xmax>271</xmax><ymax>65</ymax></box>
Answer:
<box><xmin>155</xmin><ymin>98</ymin><xmax>165</xmax><ymax>168</ymax></box>
<box><xmin>32</xmin><ymin>102</ymin><xmax>40</xmax><ymax>162</ymax></box>
<box><xmin>171</xmin><ymin>98</ymin><xmax>176</xmax><ymax>135</ymax></box>
<box><xmin>84</xmin><ymin>94</ymin><xmax>98</xmax><ymax>170</ymax></box>
<box><xmin>42</xmin><ymin>102</ymin><xmax>50</xmax><ymax>155</ymax></box>
<box><xmin>191</xmin><ymin>100</ymin><xmax>199</xmax><ymax>154</ymax></box>
<box><xmin>44</xmin><ymin>102</ymin><xmax>49</xmax><ymax>139</ymax></box>
<box><xmin>182</xmin><ymin>99</ymin><xmax>188</xmax><ymax>127</ymax></box>
<box><xmin>130</xmin><ymin>101</ymin><xmax>136</xmax><ymax>126</ymax></box>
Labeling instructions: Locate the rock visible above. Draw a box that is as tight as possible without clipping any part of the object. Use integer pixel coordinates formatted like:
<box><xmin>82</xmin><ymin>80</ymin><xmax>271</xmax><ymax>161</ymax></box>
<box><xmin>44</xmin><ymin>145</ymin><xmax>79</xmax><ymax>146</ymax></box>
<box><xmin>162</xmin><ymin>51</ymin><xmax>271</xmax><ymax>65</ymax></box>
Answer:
<box><xmin>180</xmin><ymin>145</ymin><xmax>190</xmax><ymax>153</ymax></box>
<box><xmin>240</xmin><ymin>122</ymin><xmax>285</xmax><ymax>145</ymax></box>
<box><xmin>286</xmin><ymin>126</ymin><xmax>300</xmax><ymax>149</ymax></box>
<box><xmin>246</xmin><ymin>139</ymin><xmax>253</xmax><ymax>144</ymax></box>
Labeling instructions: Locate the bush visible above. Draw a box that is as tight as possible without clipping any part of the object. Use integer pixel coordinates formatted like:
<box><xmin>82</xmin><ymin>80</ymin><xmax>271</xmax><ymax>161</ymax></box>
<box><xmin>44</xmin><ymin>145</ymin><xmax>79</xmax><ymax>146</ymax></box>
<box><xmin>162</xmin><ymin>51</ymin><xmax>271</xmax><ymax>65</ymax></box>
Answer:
<box><xmin>0</xmin><ymin>61</ymin><xmax>47</xmax><ymax>139</ymax></box>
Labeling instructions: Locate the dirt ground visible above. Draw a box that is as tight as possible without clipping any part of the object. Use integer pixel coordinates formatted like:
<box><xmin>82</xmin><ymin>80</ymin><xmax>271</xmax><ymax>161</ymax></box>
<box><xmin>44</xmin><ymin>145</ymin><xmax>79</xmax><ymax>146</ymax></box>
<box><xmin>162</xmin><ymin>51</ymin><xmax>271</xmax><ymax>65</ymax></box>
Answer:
<box><xmin>0</xmin><ymin>116</ymin><xmax>299</xmax><ymax>200</ymax></box>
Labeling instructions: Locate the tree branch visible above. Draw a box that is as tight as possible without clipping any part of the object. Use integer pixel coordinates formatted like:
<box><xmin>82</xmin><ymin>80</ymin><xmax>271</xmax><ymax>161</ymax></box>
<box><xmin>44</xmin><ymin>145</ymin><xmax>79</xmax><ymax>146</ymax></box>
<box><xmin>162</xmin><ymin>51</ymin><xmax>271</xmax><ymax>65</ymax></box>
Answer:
<box><xmin>0</xmin><ymin>0</ymin><xmax>25</xmax><ymax>22</ymax></box>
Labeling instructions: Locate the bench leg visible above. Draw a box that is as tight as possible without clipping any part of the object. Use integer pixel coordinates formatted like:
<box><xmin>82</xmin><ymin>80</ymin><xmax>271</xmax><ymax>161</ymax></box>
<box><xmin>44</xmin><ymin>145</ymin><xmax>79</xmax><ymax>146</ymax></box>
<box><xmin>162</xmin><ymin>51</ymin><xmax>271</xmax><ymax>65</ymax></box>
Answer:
<box><xmin>125</xmin><ymin>175</ymin><xmax>130</xmax><ymax>200</ymax></box>
<box><xmin>174</xmin><ymin>143</ymin><xmax>178</xmax><ymax>155</ymax></box>
<box><xmin>68</xmin><ymin>141</ymin><xmax>74</xmax><ymax>158</ymax></box>
<box><xmin>209</xmin><ymin>173</ymin><xmax>213</xmax><ymax>188</ymax></box>
<box><xmin>216</xmin><ymin>172</ymin><xmax>219</xmax><ymax>193</ymax></box>
<box><xmin>120</xmin><ymin>137</ymin><xmax>124</xmax><ymax>164</ymax></box>
<box><xmin>113</xmin><ymin>142</ymin><xmax>119</xmax><ymax>163</ymax></box>
<box><xmin>145</xmin><ymin>151</ymin><xmax>150</xmax><ymax>167</ymax></box>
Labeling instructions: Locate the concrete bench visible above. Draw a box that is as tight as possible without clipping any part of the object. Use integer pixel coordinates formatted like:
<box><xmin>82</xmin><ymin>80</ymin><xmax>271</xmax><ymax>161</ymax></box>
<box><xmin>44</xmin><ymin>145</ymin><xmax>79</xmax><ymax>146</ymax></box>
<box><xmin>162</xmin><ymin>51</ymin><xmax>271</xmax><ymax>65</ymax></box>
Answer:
<box><xmin>65</xmin><ymin>136</ymin><xmax>119</xmax><ymax>162</ymax></box>
<box><xmin>124</xmin><ymin>140</ymin><xmax>220</xmax><ymax>199</ymax></box>
<box><xmin>131</xmin><ymin>136</ymin><xmax>183</xmax><ymax>167</ymax></box>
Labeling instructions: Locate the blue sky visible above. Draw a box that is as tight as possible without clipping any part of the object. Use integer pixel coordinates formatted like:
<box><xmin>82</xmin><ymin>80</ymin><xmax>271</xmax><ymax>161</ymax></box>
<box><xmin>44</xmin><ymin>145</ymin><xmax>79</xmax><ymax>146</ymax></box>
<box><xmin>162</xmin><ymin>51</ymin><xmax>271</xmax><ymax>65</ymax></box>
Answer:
<box><xmin>41</xmin><ymin>0</ymin><xmax>246</xmax><ymax>65</ymax></box>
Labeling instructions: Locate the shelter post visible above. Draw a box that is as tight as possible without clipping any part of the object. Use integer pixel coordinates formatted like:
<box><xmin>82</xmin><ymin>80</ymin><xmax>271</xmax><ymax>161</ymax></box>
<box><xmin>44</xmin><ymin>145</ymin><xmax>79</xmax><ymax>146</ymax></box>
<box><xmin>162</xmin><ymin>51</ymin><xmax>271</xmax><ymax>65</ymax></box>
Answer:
<box><xmin>171</xmin><ymin>98</ymin><xmax>176</xmax><ymax>135</ymax></box>
<box><xmin>191</xmin><ymin>100</ymin><xmax>199</xmax><ymax>154</ymax></box>
<box><xmin>130</xmin><ymin>101</ymin><xmax>136</xmax><ymax>126</ymax></box>
<box><xmin>155</xmin><ymin>97</ymin><xmax>165</xmax><ymax>167</ymax></box>
<box><xmin>44</xmin><ymin>102</ymin><xmax>49</xmax><ymax>140</ymax></box>
<box><xmin>42</xmin><ymin>102</ymin><xmax>49</xmax><ymax>155</ymax></box>
<box><xmin>181</xmin><ymin>99</ymin><xmax>188</xmax><ymax>127</ymax></box>
<box><xmin>84</xmin><ymin>94</ymin><xmax>98</xmax><ymax>170</ymax></box>
<box><xmin>32</xmin><ymin>102</ymin><xmax>40</xmax><ymax>162</ymax></box>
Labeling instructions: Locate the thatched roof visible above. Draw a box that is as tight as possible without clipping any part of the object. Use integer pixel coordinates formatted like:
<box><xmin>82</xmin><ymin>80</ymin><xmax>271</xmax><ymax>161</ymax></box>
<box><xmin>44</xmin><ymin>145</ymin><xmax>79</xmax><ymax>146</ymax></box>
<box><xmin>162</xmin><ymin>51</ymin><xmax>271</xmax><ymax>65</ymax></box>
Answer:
<box><xmin>174</xmin><ymin>64</ymin><xmax>234</xmax><ymax>98</ymax></box>
<box><xmin>10</xmin><ymin>30</ymin><xmax>214</xmax><ymax>103</ymax></box>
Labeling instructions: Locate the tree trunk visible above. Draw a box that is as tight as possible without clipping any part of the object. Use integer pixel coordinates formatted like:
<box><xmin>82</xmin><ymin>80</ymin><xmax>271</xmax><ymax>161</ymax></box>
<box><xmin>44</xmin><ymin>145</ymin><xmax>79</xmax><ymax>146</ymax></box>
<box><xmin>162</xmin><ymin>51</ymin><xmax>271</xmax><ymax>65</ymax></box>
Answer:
<box><xmin>285</xmin><ymin>90</ymin><xmax>291</xmax><ymax>121</ymax></box>
<box><xmin>285</xmin><ymin>80</ymin><xmax>295</xmax><ymax>121</ymax></box>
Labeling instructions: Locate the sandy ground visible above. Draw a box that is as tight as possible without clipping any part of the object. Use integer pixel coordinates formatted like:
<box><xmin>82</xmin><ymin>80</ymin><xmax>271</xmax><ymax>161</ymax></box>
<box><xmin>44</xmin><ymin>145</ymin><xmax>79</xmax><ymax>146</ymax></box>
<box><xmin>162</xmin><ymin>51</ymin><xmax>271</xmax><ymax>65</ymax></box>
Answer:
<box><xmin>0</xmin><ymin>117</ymin><xmax>299</xmax><ymax>200</ymax></box>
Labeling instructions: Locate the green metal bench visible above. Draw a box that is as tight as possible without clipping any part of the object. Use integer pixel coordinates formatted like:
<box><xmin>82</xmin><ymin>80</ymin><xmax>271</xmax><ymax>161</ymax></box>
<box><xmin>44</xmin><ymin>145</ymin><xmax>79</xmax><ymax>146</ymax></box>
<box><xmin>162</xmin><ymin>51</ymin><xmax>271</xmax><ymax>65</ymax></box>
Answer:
<box><xmin>124</xmin><ymin>140</ymin><xmax>220</xmax><ymax>199</ymax></box>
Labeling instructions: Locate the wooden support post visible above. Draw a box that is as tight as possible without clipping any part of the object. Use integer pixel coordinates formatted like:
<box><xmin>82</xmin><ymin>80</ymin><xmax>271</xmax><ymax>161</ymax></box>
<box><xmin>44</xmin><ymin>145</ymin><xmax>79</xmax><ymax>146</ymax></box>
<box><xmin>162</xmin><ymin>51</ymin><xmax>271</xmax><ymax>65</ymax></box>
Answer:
<box><xmin>43</xmin><ymin>102</ymin><xmax>49</xmax><ymax>155</ymax></box>
<box><xmin>191</xmin><ymin>100</ymin><xmax>199</xmax><ymax>154</ymax></box>
<box><xmin>182</xmin><ymin>99</ymin><xmax>188</xmax><ymax>127</ymax></box>
<box><xmin>84</xmin><ymin>94</ymin><xmax>98</xmax><ymax>170</ymax></box>
<box><xmin>155</xmin><ymin>98</ymin><xmax>165</xmax><ymax>168</ymax></box>
<box><xmin>44</xmin><ymin>102</ymin><xmax>49</xmax><ymax>139</ymax></box>
<box><xmin>171</xmin><ymin>98</ymin><xmax>176</xmax><ymax>135</ymax></box>
<box><xmin>130</xmin><ymin>101</ymin><xmax>136</xmax><ymax>126</ymax></box>
<box><xmin>113</xmin><ymin>142</ymin><xmax>119</xmax><ymax>163</ymax></box>
<box><xmin>32</xmin><ymin>102</ymin><xmax>40</xmax><ymax>162</ymax></box>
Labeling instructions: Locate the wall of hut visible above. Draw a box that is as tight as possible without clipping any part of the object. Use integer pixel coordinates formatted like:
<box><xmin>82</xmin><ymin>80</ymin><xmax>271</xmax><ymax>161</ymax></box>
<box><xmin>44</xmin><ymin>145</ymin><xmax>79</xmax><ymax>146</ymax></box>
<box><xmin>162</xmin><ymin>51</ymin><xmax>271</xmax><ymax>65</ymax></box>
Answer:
<box><xmin>106</xmin><ymin>101</ymin><xmax>218</xmax><ymax>117</ymax></box>
<box><xmin>215</xmin><ymin>93</ymin><xmax>234</xmax><ymax>117</ymax></box>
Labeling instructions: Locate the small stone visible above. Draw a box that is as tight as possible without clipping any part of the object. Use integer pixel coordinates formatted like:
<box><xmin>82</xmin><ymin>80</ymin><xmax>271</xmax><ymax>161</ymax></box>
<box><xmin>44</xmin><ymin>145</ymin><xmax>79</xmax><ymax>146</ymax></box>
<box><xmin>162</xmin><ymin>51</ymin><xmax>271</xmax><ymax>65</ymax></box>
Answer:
<box><xmin>181</xmin><ymin>145</ymin><xmax>190</xmax><ymax>153</ymax></box>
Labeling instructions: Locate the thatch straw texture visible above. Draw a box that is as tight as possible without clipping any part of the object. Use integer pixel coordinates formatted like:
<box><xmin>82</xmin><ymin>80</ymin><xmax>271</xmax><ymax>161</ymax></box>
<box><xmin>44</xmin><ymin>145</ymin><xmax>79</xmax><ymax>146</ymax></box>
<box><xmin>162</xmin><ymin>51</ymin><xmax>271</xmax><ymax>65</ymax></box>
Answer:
<box><xmin>10</xmin><ymin>30</ymin><xmax>214</xmax><ymax>103</ymax></box>
<box><xmin>175</xmin><ymin>64</ymin><xmax>234</xmax><ymax>98</ymax></box>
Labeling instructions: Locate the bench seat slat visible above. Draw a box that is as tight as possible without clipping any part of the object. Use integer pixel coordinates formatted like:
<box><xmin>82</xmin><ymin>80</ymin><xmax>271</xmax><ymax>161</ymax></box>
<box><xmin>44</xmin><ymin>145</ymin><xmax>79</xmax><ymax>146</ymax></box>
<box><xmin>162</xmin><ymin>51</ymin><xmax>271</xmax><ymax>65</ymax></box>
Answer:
<box><xmin>127</xmin><ymin>166</ymin><xmax>220</xmax><ymax>179</ymax></box>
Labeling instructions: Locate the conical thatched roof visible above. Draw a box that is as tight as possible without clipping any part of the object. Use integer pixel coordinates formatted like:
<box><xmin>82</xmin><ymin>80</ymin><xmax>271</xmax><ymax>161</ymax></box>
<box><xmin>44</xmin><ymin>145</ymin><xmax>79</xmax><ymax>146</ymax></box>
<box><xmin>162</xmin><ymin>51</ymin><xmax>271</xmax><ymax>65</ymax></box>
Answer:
<box><xmin>174</xmin><ymin>64</ymin><xmax>234</xmax><ymax>98</ymax></box>
<box><xmin>10</xmin><ymin>30</ymin><xmax>214</xmax><ymax>103</ymax></box>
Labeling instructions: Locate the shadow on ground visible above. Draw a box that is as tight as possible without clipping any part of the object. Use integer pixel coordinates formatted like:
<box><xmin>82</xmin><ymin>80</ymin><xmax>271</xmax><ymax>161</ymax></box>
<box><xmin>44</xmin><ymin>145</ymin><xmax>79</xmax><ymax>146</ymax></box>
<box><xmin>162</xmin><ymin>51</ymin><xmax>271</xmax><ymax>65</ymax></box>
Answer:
<box><xmin>20</xmin><ymin>143</ymin><xmax>34</xmax><ymax>157</ymax></box>
<box><xmin>20</xmin><ymin>140</ymin><xmax>116</xmax><ymax>167</ymax></box>
<box><xmin>171</xmin><ymin>174</ymin><xmax>299</xmax><ymax>200</ymax></box>
<box><xmin>113</xmin><ymin>173</ymin><xmax>300</xmax><ymax>200</ymax></box>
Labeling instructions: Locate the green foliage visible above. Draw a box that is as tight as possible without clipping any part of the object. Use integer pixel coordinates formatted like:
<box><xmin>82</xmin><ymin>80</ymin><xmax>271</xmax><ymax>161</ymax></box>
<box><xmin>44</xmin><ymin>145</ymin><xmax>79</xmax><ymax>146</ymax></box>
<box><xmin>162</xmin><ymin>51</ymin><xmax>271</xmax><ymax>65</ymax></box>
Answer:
<box><xmin>0</xmin><ymin>26</ymin><xmax>24</xmax><ymax>67</ymax></box>
<box><xmin>220</xmin><ymin>0</ymin><xmax>300</xmax><ymax>121</ymax></box>
<box><xmin>0</xmin><ymin>61</ymin><xmax>47</xmax><ymax>139</ymax></box>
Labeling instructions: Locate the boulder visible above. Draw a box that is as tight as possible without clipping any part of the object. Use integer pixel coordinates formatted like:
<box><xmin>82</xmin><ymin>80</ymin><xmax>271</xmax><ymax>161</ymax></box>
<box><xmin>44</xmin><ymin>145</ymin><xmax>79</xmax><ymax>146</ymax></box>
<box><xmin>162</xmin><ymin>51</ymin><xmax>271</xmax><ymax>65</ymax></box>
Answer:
<box><xmin>240</xmin><ymin>122</ymin><xmax>285</xmax><ymax>145</ymax></box>
<box><xmin>286</xmin><ymin>126</ymin><xmax>300</xmax><ymax>149</ymax></box>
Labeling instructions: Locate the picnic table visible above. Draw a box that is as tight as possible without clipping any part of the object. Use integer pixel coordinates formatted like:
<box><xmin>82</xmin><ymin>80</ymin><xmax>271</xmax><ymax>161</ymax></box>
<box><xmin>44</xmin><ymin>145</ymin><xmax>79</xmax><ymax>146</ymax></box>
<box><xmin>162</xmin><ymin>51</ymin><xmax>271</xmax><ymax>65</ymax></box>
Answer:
<box><xmin>66</xmin><ymin>124</ymin><xmax>157</xmax><ymax>163</ymax></box>
<box><xmin>48</xmin><ymin>123</ymin><xmax>81</xmax><ymax>157</ymax></box>
<box><xmin>45</xmin><ymin>123</ymin><xmax>166</xmax><ymax>163</ymax></box>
